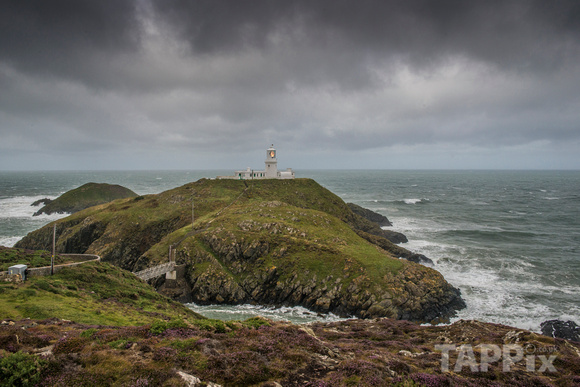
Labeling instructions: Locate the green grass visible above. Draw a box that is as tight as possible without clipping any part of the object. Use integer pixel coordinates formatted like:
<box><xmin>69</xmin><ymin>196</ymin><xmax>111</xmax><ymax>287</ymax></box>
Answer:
<box><xmin>207</xmin><ymin>201</ymin><xmax>404</xmax><ymax>284</ymax></box>
<box><xmin>0</xmin><ymin>247</ymin><xmax>78</xmax><ymax>271</ymax></box>
<box><xmin>0</xmin><ymin>261</ymin><xmax>203</xmax><ymax>325</ymax></box>
<box><xmin>16</xmin><ymin>179</ymin><xmax>358</xmax><ymax>260</ymax></box>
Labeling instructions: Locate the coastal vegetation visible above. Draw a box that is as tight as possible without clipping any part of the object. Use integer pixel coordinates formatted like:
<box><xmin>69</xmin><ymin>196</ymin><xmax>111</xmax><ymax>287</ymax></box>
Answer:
<box><xmin>0</xmin><ymin>247</ymin><xmax>71</xmax><ymax>271</ymax></box>
<box><xmin>0</xmin><ymin>261</ymin><xmax>202</xmax><ymax>326</ymax></box>
<box><xmin>1</xmin><ymin>315</ymin><xmax>578</xmax><ymax>386</ymax></box>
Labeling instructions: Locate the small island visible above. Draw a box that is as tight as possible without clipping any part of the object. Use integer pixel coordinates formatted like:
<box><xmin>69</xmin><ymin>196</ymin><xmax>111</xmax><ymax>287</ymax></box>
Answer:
<box><xmin>32</xmin><ymin>182</ymin><xmax>137</xmax><ymax>216</ymax></box>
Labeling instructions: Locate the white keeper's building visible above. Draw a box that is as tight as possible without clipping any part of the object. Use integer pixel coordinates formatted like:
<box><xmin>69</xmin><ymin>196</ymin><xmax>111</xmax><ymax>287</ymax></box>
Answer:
<box><xmin>218</xmin><ymin>145</ymin><xmax>295</xmax><ymax>180</ymax></box>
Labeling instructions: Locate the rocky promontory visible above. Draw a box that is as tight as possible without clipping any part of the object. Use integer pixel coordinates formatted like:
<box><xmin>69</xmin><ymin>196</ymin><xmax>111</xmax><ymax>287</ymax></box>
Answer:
<box><xmin>17</xmin><ymin>178</ymin><xmax>464</xmax><ymax>323</ymax></box>
<box><xmin>347</xmin><ymin>202</ymin><xmax>408</xmax><ymax>244</ymax></box>
<box><xmin>32</xmin><ymin>182</ymin><xmax>137</xmax><ymax>216</ymax></box>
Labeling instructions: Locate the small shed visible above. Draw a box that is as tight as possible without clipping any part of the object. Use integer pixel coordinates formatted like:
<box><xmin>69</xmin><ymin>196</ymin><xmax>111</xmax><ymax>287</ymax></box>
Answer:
<box><xmin>8</xmin><ymin>264</ymin><xmax>27</xmax><ymax>281</ymax></box>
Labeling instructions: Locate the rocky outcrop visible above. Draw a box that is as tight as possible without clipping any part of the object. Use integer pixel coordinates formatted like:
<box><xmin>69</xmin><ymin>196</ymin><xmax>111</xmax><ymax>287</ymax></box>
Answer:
<box><xmin>346</xmin><ymin>203</ymin><xmax>409</xmax><ymax>244</ymax></box>
<box><xmin>354</xmin><ymin>230</ymin><xmax>434</xmax><ymax>265</ymax></box>
<box><xmin>541</xmin><ymin>320</ymin><xmax>580</xmax><ymax>342</ymax></box>
<box><xmin>33</xmin><ymin>182</ymin><xmax>137</xmax><ymax>216</ymax></box>
<box><xmin>31</xmin><ymin>198</ymin><xmax>52</xmax><ymax>207</ymax></box>
<box><xmin>347</xmin><ymin>203</ymin><xmax>392</xmax><ymax>226</ymax></box>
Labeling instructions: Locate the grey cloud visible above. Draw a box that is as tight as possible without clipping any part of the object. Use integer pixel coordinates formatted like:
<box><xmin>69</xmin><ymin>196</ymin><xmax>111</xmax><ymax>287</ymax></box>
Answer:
<box><xmin>0</xmin><ymin>0</ymin><xmax>140</xmax><ymax>88</ymax></box>
<box><xmin>1</xmin><ymin>0</ymin><xmax>580</xmax><ymax>170</ymax></box>
<box><xmin>152</xmin><ymin>0</ymin><xmax>580</xmax><ymax>73</ymax></box>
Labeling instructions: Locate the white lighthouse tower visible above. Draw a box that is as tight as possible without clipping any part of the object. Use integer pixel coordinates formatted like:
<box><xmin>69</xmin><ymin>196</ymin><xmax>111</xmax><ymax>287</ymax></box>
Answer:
<box><xmin>217</xmin><ymin>144</ymin><xmax>294</xmax><ymax>180</ymax></box>
<box><xmin>265</xmin><ymin>145</ymin><xmax>278</xmax><ymax>178</ymax></box>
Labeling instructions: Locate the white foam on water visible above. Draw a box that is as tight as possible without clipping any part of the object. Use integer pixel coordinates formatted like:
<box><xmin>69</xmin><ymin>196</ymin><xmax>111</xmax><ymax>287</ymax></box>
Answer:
<box><xmin>388</xmin><ymin>216</ymin><xmax>451</xmax><ymax>237</ymax></box>
<box><xmin>0</xmin><ymin>195</ymin><xmax>59</xmax><ymax>218</ymax></box>
<box><xmin>0</xmin><ymin>236</ymin><xmax>22</xmax><ymax>247</ymax></box>
<box><xmin>403</xmin><ymin>198</ymin><xmax>422</xmax><ymax>204</ymax></box>
<box><xmin>382</xmin><ymin>212</ymin><xmax>580</xmax><ymax>332</ymax></box>
<box><xmin>0</xmin><ymin>195</ymin><xmax>68</xmax><ymax>247</ymax></box>
<box><xmin>185</xmin><ymin>303</ymin><xmax>348</xmax><ymax>324</ymax></box>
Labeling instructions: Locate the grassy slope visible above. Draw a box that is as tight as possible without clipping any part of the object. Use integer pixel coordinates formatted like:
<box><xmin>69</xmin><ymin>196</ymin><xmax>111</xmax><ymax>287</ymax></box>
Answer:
<box><xmin>152</xmin><ymin>200</ymin><xmax>405</xmax><ymax>289</ymax></box>
<box><xmin>0</xmin><ymin>247</ymin><xmax>77</xmax><ymax>271</ymax></box>
<box><xmin>0</xmin><ymin>261</ymin><xmax>203</xmax><ymax>325</ymax></box>
<box><xmin>18</xmin><ymin>178</ymin><xmax>396</xmax><ymax>270</ymax></box>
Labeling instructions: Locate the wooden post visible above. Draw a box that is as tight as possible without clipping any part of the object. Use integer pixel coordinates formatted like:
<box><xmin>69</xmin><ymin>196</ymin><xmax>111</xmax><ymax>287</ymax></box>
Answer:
<box><xmin>51</xmin><ymin>224</ymin><xmax>56</xmax><ymax>275</ymax></box>
<box><xmin>191</xmin><ymin>199</ymin><xmax>194</xmax><ymax>230</ymax></box>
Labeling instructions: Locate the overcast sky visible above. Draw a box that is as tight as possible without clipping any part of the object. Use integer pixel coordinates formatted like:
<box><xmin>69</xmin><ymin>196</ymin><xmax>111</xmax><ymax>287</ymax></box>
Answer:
<box><xmin>1</xmin><ymin>0</ymin><xmax>580</xmax><ymax>170</ymax></box>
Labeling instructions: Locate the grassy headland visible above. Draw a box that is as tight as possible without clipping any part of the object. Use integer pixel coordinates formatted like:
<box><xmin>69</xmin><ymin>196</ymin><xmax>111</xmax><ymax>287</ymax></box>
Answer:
<box><xmin>17</xmin><ymin>178</ymin><xmax>464</xmax><ymax>322</ymax></box>
<box><xmin>0</xmin><ymin>261</ymin><xmax>202</xmax><ymax>325</ymax></box>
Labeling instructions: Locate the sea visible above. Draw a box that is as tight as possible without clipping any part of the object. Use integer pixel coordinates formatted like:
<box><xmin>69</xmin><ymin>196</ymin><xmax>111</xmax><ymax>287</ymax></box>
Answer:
<box><xmin>1</xmin><ymin>170</ymin><xmax>578</xmax><ymax>331</ymax></box>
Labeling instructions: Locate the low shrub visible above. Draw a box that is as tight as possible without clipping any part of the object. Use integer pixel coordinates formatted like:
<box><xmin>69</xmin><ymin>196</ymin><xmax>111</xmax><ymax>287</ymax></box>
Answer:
<box><xmin>52</xmin><ymin>336</ymin><xmax>90</xmax><ymax>355</ymax></box>
<box><xmin>242</xmin><ymin>317</ymin><xmax>271</xmax><ymax>329</ymax></box>
<box><xmin>80</xmin><ymin>328</ymin><xmax>98</xmax><ymax>338</ymax></box>
<box><xmin>0</xmin><ymin>351</ymin><xmax>47</xmax><ymax>387</ymax></box>
<box><xmin>150</xmin><ymin>318</ymin><xmax>189</xmax><ymax>335</ymax></box>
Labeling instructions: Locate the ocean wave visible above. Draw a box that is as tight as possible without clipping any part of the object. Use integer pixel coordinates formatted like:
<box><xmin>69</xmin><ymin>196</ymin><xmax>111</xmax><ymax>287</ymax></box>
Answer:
<box><xmin>0</xmin><ymin>195</ymin><xmax>59</xmax><ymax>218</ymax></box>
<box><xmin>0</xmin><ymin>236</ymin><xmax>22</xmax><ymax>248</ymax></box>
<box><xmin>401</xmin><ymin>234</ymin><xmax>580</xmax><ymax>332</ymax></box>
<box><xmin>0</xmin><ymin>195</ymin><xmax>67</xmax><ymax>248</ymax></box>
<box><xmin>185</xmin><ymin>303</ymin><xmax>347</xmax><ymax>324</ymax></box>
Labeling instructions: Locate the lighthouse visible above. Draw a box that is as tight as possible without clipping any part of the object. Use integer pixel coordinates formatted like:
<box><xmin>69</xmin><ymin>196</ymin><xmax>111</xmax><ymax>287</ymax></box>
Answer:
<box><xmin>217</xmin><ymin>145</ymin><xmax>295</xmax><ymax>180</ymax></box>
<box><xmin>265</xmin><ymin>145</ymin><xmax>278</xmax><ymax>178</ymax></box>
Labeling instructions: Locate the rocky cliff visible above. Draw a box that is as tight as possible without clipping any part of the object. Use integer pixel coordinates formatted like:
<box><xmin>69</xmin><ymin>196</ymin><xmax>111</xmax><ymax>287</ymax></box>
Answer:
<box><xmin>16</xmin><ymin>178</ymin><xmax>464</xmax><ymax>323</ymax></box>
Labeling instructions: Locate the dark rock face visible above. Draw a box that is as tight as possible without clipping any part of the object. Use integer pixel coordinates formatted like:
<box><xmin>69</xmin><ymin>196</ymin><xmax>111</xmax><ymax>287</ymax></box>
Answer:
<box><xmin>541</xmin><ymin>320</ymin><xmax>580</xmax><ymax>342</ymax></box>
<box><xmin>401</xmin><ymin>253</ymin><xmax>434</xmax><ymax>265</ymax></box>
<box><xmin>31</xmin><ymin>198</ymin><xmax>52</xmax><ymax>207</ymax></box>
<box><xmin>346</xmin><ymin>203</ymin><xmax>409</xmax><ymax>244</ymax></box>
<box><xmin>347</xmin><ymin>203</ymin><xmax>392</xmax><ymax>226</ymax></box>
<box><xmin>172</xmin><ymin>215</ymin><xmax>465</xmax><ymax>323</ymax></box>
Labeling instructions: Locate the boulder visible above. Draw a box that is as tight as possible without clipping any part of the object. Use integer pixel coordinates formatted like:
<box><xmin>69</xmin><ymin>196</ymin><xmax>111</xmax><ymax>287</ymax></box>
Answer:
<box><xmin>347</xmin><ymin>203</ymin><xmax>392</xmax><ymax>226</ymax></box>
<box><xmin>541</xmin><ymin>320</ymin><xmax>580</xmax><ymax>342</ymax></box>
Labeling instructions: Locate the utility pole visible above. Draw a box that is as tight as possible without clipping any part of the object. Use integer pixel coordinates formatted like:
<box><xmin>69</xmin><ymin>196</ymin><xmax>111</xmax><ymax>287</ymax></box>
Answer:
<box><xmin>192</xmin><ymin>199</ymin><xmax>194</xmax><ymax>229</ymax></box>
<box><xmin>51</xmin><ymin>223</ymin><xmax>56</xmax><ymax>275</ymax></box>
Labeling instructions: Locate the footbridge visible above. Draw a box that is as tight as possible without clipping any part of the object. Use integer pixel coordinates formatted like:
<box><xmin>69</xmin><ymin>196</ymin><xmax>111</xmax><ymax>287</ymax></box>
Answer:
<box><xmin>133</xmin><ymin>262</ymin><xmax>176</xmax><ymax>281</ymax></box>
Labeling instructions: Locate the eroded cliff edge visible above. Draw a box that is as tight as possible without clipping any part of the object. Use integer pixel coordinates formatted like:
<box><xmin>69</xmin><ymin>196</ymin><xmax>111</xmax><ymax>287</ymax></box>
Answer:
<box><xmin>16</xmin><ymin>178</ymin><xmax>465</xmax><ymax>323</ymax></box>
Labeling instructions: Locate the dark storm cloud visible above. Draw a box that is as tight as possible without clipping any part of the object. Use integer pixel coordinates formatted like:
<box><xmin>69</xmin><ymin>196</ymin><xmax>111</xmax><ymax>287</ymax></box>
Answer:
<box><xmin>152</xmin><ymin>0</ymin><xmax>580</xmax><ymax>74</ymax></box>
<box><xmin>0</xmin><ymin>0</ymin><xmax>140</xmax><ymax>88</ymax></box>
<box><xmin>1</xmin><ymin>0</ymin><xmax>580</xmax><ymax>169</ymax></box>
